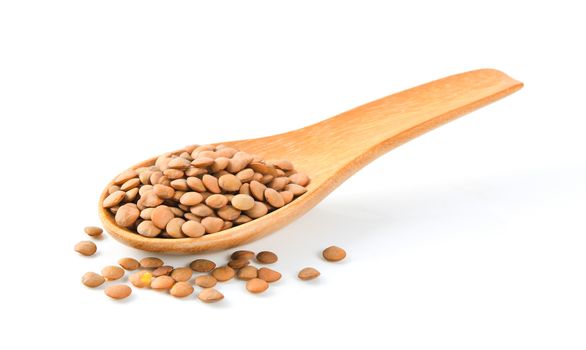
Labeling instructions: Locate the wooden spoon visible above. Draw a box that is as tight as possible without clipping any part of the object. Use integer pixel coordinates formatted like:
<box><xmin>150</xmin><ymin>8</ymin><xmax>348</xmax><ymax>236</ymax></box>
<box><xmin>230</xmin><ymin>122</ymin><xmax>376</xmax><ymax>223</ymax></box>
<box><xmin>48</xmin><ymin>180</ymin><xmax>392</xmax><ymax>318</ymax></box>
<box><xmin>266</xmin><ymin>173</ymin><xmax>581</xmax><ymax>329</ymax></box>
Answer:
<box><xmin>99</xmin><ymin>68</ymin><xmax>522</xmax><ymax>253</ymax></box>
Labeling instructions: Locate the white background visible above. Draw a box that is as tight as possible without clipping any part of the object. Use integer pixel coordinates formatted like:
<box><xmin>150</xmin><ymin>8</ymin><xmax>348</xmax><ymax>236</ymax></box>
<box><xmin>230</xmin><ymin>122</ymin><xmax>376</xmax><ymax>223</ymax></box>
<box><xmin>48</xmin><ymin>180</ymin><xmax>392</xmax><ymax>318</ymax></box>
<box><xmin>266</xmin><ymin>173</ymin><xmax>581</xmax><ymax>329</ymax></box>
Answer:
<box><xmin>1</xmin><ymin>1</ymin><xmax>585</xmax><ymax>349</ymax></box>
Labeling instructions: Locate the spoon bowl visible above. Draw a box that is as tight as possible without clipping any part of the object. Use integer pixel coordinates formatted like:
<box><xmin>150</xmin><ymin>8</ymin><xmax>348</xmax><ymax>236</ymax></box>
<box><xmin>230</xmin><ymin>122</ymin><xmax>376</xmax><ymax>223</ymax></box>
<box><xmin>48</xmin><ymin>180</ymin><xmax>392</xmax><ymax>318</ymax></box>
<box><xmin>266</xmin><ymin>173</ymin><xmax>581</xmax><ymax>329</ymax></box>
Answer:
<box><xmin>99</xmin><ymin>69</ymin><xmax>523</xmax><ymax>253</ymax></box>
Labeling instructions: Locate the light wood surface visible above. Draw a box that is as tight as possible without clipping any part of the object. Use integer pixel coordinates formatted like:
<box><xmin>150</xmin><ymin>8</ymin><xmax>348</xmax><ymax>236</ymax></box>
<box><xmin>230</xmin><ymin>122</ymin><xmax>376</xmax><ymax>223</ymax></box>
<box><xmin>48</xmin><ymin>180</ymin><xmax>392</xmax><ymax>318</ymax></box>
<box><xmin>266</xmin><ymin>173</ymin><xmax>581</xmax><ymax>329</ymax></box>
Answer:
<box><xmin>99</xmin><ymin>69</ymin><xmax>523</xmax><ymax>253</ymax></box>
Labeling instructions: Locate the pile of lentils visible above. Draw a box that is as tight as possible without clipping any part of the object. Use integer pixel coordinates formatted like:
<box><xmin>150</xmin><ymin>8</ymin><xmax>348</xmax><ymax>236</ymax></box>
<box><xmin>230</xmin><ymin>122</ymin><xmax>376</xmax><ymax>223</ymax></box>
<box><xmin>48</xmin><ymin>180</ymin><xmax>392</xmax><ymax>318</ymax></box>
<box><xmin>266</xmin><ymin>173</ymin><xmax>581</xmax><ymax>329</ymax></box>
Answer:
<box><xmin>77</xmin><ymin>226</ymin><xmax>347</xmax><ymax>301</ymax></box>
<box><xmin>102</xmin><ymin>144</ymin><xmax>310</xmax><ymax>238</ymax></box>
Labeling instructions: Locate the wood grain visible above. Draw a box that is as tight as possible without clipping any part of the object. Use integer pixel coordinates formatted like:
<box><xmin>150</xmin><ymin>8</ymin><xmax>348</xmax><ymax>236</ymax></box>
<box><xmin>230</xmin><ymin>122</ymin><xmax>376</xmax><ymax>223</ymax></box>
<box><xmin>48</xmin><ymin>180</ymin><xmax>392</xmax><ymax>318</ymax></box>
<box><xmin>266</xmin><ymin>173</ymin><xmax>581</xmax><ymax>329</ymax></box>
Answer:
<box><xmin>99</xmin><ymin>68</ymin><xmax>523</xmax><ymax>253</ymax></box>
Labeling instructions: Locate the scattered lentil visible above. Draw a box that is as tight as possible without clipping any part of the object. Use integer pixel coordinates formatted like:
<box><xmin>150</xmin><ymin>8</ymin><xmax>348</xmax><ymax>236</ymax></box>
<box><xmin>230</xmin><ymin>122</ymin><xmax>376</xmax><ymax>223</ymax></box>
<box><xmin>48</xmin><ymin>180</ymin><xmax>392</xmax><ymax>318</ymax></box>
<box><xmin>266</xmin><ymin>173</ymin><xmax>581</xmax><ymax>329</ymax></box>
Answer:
<box><xmin>170</xmin><ymin>267</ymin><xmax>193</xmax><ymax>282</ymax></box>
<box><xmin>195</xmin><ymin>275</ymin><xmax>217</xmax><ymax>288</ymax></box>
<box><xmin>170</xmin><ymin>281</ymin><xmax>194</xmax><ymax>298</ymax></box>
<box><xmin>129</xmin><ymin>271</ymin><xmax>153</xmax><ymax>288</ymax></box>
<box><xmin>258</xmin><ymin>267</ymin><xmax>281</xmax><ymax>283</ymax></box>
<box><xmin>84</xmin><ymin>226</ymin><xmax>103</xmax><ymax>237</ymax></box>
<box><xmin>75</xmin><ymin>241</ymin><xmax>97</xmax><ymax>256</ymax></box>
<box><xmin>212</xmin><ymin>266</ymin><xmax>235</xmax><ymax>282</ymax></box>
<box><xmin>198</xmin><ymin>288</ymin><xmax>224</xmax><ymax>303</ymax></box>
<box><xmin>230</xmin><ymin>250</ymin><xmax>255</xmax><ymax>260</ymax></box>
<box><xmin>298</xmin><ymin>267</ymin><xmax>320</xmax><ymax>281</ymax></box>
<box><xmin>152</xmin><ymin>265</ymin><xmax>174</xmax><ymax>277</ymax></box>
<box><xmin>256</xmin><ymin>251</ymin><xmax>278</xmax><ymax>264</ymax></box>
<box><xmin>82</xmin><ymin>272</ymin><xmax>105</xmax><ymax>288</ymax></box>
<box><xmin>105</xmin><ymin>284</ymin><xmax>132</xmax><ymax>299</ymax></box>
<box><xmin>228</xmin><ymin>257</ymin><xmax>250</xmax><ymax>269</ymax></box>
<box><xmin>237</xmin><ymin>266</ymin><xmax>258</xmax><ymax>280</ymax></box>
<box><xmin>151</xmin><ymin>275</ymin><xmax>175</xmax><ymax>290</ymax></box>
<box><xmin>118</xmin><ymin>257</ymin><xmax>140</xmax><ymax>271</ymax></box>
<box><xmin>101</xmin><ymin>266</ymin><xmax>125</xmax><ymax>281</ymax></box>
<box><xmin>246</xmin><ymin>278</ymin><xmax>269</xmax><ymax>293</ymax></box>
<box><xmin>189</xmin><ymin>259</ymin><xmax>216</xmax><ymax>272</ymax></box>
<box><xmin>322</xmin><ymin>246</ymin><xmax>346</xmax><ymax>262</ymax></box>
<box><xmin>140</xmin><ymin>257</ymin><xmax>164</xmax><ymax>268</ymax></box>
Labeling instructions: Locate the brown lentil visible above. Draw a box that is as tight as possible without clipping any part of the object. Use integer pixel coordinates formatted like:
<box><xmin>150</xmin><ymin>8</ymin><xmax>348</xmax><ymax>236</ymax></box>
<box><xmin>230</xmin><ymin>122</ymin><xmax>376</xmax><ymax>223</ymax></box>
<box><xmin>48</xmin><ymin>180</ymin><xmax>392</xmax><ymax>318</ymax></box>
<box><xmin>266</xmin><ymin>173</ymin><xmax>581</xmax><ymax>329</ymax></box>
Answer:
<box><xmin>75</xmin><ymin>241</ymin><xmax>97</xmax><ymax>256</ymax></box>
<box><xmin>268</xmin><ymin>178</ymin><xmax>288</xmax><ymax>192</ymax></box>
<box><xmin>101</xmin><ymin>266</ymin><xmax>125</xmax><ymax>281</ymax></box>
<box><xmin>181</xmin><ymin>220</ymin><xmax>205</xmax><ymax>238</ymax></box>
<box><xmin>202</xmin><ymin>174</ymin><xmax>221</xmax><ymax>193</ymax></box>
<box><xmin>245</xmin><ymin>201</ymin><xmax>268</xmax><ymax>219</ymax></box>
<box><xmin>231</xmin><ymin>194</ymin><xmax>255</xmax><ymax>211</ymax></box>
<box><xmin>186</xmin><ymin>177</ymin><xmax>206</xmax><ymax>192</ymax></box>
<box><xmin>84</xmin><ymin>226</ymin><xmax>103</xmax><ymax>237</ymax></box>
<box><xmin>136</xmin><ymin>220</ymin><xmax>161</xmax><ymax>237</ymax></box>
<box><xmin>129</xmin><ymin>271</ymin><xmax>153</xmax><ymax>288</ymax></box>
<box><xmin>140</xmin><ymin>257</ymin><xmax>164</xmax><ymax>268</ymax></box>
<box><xmin>125</xmin><ymin>187</ymin><xmax>139</xmax><ymax>202</ymax></box>
<box><xmin>170</xmin><ymin>281</ymin><xmax>194</xmax><ymax>298</ymax></box>
<box><xmin>138</xmin><ymin>191</ymin><xmax>164</xmax><ymax>208</ymax></box>
<box><xmin>322</xmin><ymin>246</ymin><xmax>347</xmax><ymax>262</ymax></box>
<box><xmin>218</xmin><ymin>174</ymin><xmax>241</xmax><ymax>192</ymax></box>
<box><xmin>212</xmin><ymin>266</ymin><xmax>235</xmax><ymax>282</ymax></box>
<box><xmin>280</xmin><ymin>191</ymin><xmax>294</xmax><ymax>204</ymax></box>
<box><xmin>166</xmin><ymin>218</ymin><xmax>186</xmax><ymax>238</ymax></box>
<box><xmin>151</xmin><ymin>275</ymin><xmax>175</xmax><ymax>290</ymax></box>
<box><xmin>179</xmin><ymin>192</ymin><xmax>204</xmax><ymax>206</ymax></box>
<box><xmin>152</xmin><ymin>265</ymin><xmax>174</xmax><ymax>277</ymax></box>
<box><xmin>105</xmin><ymin>284</ymin><xmax>132</xmax><ymax>299</ymax></box>
<box><xmin>118</xmin><ymin>257</ymin><xmax>140</xmax><ymax>271</ymax></box>
<box><xmin>237</xmin><ymin>266</ymin><xmax>258</xmax><ymax>280</ymax></box>
<box><xmin>140</xmin><ymin>207</ymin><xmax>154</xmax><ymax>219</ymax></box>
<box><xmin>114</xmin><ymin>169</ymin><xmax>137</xmax><ymax>185</ymax></box>
<box><xmin>151</xmin><ymin>206</ymin><xmax>175</xmax><ymax>229</ymax></box>
<box><xmin>153</xmin><ymin>184</ymin><xmax>175</xmax><ymax>199</ymax></box>
<box><xmin>298</xmin><ymin>267</ymin><xmax>320</xmax><ymax>280</ymax></box>
<box><xmin>201</xmin><ymin>217</ymin><xmax>224</xmax><ymax>234</ymax></box>
<box><xmin>170</xmin><ymin>267</ymin><xmax>193</xmax><ymax>282</ymax></box>
<box><xmin>195</xmin><ymin>275</ymin><xmax>217</xmax><ymax>288</ymax></box>
<box><xmin>246</xmin><ymin>278</ymin><xmax>269</xmax><ymax>294</ymax></box>
<box><xmin>193</xmin><ymin>157</ymin><xmax>215</xmax><ymax>167</ymax></box>
<box><xmin>81</xmin><ymin>272</ymin><xmax>105</xmax><ymax>288</ymax></box>
<box><xmin>205</xmin><ymin>194</ymin><xmax>228</xmax><ymax>209</ymax></box>
<box><xmin>120</xmin><ymin>178</ymin><xmax>140</xmax><ymax>191</ymax></box>
<box><xmin>222</xmin><ymin>221</ymin><xmax>233</xmax><ymax>230</ymax></box>
<box><xmin>170</xmin><ymin>179</ymin><xmax>188</xmax><ymax>191</ymax></box>
<box><xmin>273</xmin><ymin>159</ymin><xmax>294</xmax><ymax>171</ymax></box>
<box><xmin>257</xmin><ymin>267</ymin><xmax>281</xmax><ymax>283</ymax></box>
<box><xmin>198</xmin><ymin>288</ymin><xmax>224</xmax><ymax>303</ymax></box>
<box><xmin>249</xmin><ymin>180</ymin><xmax>266</xmax><ymax>201</ymax></box>
<box><xmin>190</xmin><ymin>204</ymin><xmax>213</xmax><ymax>217</ymax></box>
<box><xmin>285</xmin><ymin>183</ymin><xmax>307</xmax><ymax>196</ymax></box>
<box><xmin>217</xmin><ymin>205</ymin><xmax>241</xmax><ymax>221</ymax></box>
<box><xmin>264</xmin><ymin>188</ymin><xmax>285</xmax><ymax>208</ymax></box>
<box><xmin>234</xmin><ymin>215</ymin><xmax>252</xmax><ymax>224</ymax></box>
<box><xmin>236</xmin><ymin>168</ymin><xmax>254</xmax><ymax>182</ymax></box>
<box><xmin>190</xmin><ymin>259</ymin><xmax>216</xmax><ymax>272</ymax></box>
<box><xmin>102</xmin><ymin>190</ymin><xmax>126</xmax><ymax>208</ymax></box>
<box><xmin>289</xmin><ymin>172</ymin><xmax>310</xmax><ymax>186</ymax></box>
<box><xmin>115</xmin><ymin>204</ymin><xmax>140</xmax><ymax>227</ymax></box>
<box><xmin>256</xmin><ymin>251</ymin><xmax>278</xmax><ymax>264</ymax></box>
<box><xmin>228</xmin><ymin>257</ymin><xmax>250</xmax><ymax>269</ymax></box>
<box><xmin>231</xmin><ymin>250</ymin><xmax>255</xmax><ymax>260</ymax></box>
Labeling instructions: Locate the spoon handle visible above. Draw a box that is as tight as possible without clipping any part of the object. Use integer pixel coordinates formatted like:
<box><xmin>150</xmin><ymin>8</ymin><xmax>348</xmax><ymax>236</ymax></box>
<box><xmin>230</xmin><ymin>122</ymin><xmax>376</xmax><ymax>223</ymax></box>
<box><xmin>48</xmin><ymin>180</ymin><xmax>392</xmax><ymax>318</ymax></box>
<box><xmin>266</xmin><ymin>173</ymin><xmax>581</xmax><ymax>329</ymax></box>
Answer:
<box><xmin>285</xmin><ymin>69</ymin><xmax>523</xmax><ymax>181</ymax></box>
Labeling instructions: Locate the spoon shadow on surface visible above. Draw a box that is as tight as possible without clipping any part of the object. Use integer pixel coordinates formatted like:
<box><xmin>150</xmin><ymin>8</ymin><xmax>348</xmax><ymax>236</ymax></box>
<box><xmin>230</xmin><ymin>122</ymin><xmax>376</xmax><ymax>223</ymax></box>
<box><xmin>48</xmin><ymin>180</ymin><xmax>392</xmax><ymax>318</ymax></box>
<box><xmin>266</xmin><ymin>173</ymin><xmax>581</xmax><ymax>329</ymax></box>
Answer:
<box><xmin>255</xmin><ymin>166</ymin><xmax>551</xmax><ymax>263</ymax></box>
